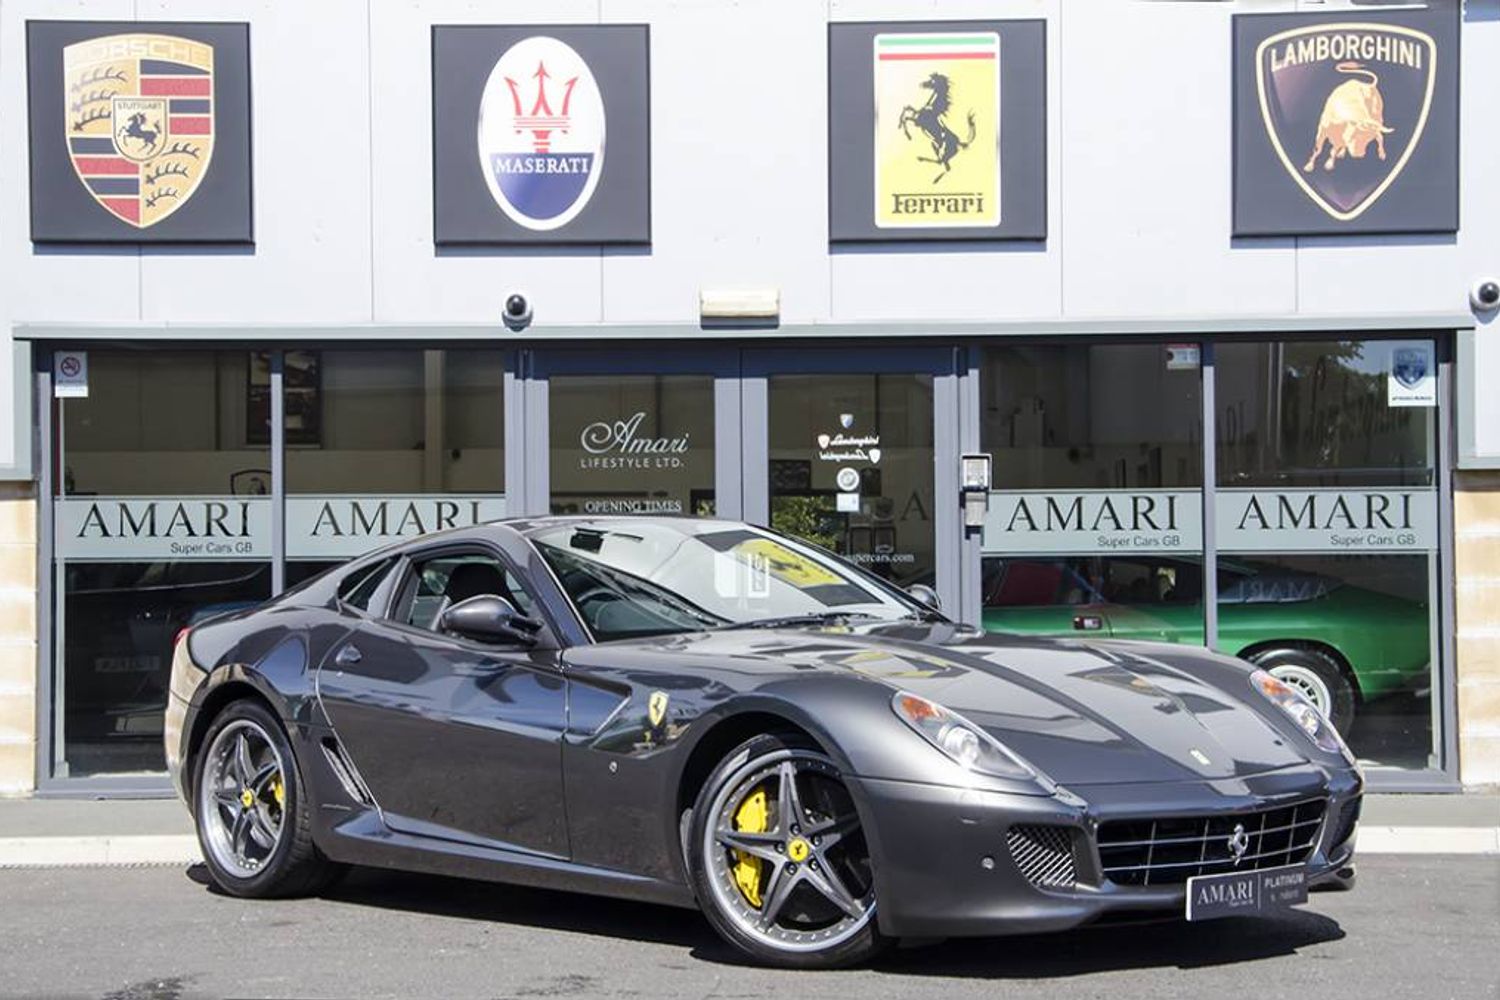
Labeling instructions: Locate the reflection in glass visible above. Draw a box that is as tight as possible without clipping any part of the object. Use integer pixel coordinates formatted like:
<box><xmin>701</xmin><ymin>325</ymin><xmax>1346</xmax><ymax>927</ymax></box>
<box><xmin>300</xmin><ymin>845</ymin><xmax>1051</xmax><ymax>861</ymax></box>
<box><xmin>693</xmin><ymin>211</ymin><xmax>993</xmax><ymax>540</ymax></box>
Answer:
<box><xmin>1216</xmin><ymin>340</ymin><xmax>1435</xmax><ymax>487</ymax></box>
<box><xmin>286</xmin><ymin>349</ymin><xmax>505</xmax><ymax>494</ymax></box>
<box><xmin>61</xmin><ymin>350</ymin><xmax>268</xmax><ymax>497</ymax></box>
<box><xmin>978</xmin><ymin>345</ymin><xmax>1204</xmax><ymax>647</ymax></box>
<box><xmin>768</xmin><ymin>373</ymin><xmax>934</xmax><ymax>588</ymax></box>
<box><xmin>549</xmin><ymin>375</ymin><xmax>714</xmax><ymax>517</ymax></box>
<box><xmin>981</xmin><ymin>344</ymin><xmax>1202</xmax><ymax>489</ymax></box>
<box><xmin>61</xmin><ymin>561</ymin><xmax>270</xmax><ymax>776</ymax></box>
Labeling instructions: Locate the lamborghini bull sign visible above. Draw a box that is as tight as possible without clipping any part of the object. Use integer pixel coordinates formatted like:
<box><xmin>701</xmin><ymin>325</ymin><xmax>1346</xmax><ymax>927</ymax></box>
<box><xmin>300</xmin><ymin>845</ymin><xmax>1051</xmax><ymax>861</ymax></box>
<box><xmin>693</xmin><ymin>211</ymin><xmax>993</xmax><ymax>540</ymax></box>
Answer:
<box><xmin>1232</xmin><ymin>10</ymin><xmax>1458</xmax><ymax>237</ymax></box>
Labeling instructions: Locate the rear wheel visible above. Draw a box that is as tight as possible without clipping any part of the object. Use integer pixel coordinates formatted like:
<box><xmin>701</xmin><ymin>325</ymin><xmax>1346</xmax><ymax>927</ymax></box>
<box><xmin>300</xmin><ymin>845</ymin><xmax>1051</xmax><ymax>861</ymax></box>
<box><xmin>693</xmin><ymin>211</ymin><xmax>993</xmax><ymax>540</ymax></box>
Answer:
<box><xmin>1250</xmin><ymin>646</ymin><xmax>1357</xmax><ymax>734</ymax></box>
<box><xmin>193</xmin><ymin>699</ymin><xmax>341</xmax><ymax>897</ymax></box>
<box><xmin>688</xmin><ymin>734</ymin><xmax>884</xmax><ymax>969</ymax></box>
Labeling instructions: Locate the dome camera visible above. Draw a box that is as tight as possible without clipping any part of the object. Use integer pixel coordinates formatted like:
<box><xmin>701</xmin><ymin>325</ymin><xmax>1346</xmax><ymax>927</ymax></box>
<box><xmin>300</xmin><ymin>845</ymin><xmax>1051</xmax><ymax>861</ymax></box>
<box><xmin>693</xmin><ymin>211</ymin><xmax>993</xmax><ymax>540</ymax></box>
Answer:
<box><xmin>1471</xmin><ymin>278</ymin><xmax>1500</xmax><ymax>314</ymax></box>
<box><xmin>503</xmin><ymin>292</ymin><xmax>533</xmax><ymax>330</ymax></box>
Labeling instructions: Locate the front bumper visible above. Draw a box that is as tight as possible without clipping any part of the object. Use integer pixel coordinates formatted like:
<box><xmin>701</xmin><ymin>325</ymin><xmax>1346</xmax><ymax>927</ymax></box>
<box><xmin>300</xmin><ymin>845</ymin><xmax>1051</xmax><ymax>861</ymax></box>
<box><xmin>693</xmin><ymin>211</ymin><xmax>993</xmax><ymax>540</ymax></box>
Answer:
<box><xmin>847</xmin><ymin>765</ymin><xmax>1361</xmax><ymax>938</ymax></box>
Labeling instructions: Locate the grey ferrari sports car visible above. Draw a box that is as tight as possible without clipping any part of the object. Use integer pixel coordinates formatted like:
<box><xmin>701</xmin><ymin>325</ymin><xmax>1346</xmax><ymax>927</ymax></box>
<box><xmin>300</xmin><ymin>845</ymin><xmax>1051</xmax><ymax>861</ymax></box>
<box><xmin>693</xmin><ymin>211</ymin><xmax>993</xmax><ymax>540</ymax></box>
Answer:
<box><xmin>166</xmin><ymin>516</ymin><xmax>1361</xmax><ymax>968</ymax></box>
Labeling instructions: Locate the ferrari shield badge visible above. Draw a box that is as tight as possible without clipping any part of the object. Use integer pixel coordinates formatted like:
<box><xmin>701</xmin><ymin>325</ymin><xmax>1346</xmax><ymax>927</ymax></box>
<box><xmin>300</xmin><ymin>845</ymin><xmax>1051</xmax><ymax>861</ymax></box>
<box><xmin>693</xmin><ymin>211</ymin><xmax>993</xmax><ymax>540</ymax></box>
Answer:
<box><xmin>1255</xmin><ymin>23</ymin><xmax>1436</xmax><ymax>222</ymax></box>
<box><xmin>647</xmin><ymin>691</ymin><xmax>670</xmax><ymax>729</ymax></box>
<box><xmin>63</xmin><ymin>33</ymin><xmax>215</xmax><ymax>228</ymax></box>
<box><xmin>477</xmin><ymin>36</ymin><xmax>606</xmax><ymax>232</ymax></box>
<box><xmin>874</xmin><ymin>31</ymin><xmax>1000</xmax><ymax>229</ymax></box>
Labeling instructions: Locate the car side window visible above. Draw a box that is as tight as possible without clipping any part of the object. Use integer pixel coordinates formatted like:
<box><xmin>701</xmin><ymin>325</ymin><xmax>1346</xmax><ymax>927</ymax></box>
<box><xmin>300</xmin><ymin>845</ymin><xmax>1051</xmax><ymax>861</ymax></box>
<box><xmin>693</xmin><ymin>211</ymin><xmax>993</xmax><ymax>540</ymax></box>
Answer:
<box><xmin>391</xmin><ymin>552</ymin><xmax>539</xmax><ymax>634</ymax></box>
<box><xmin>337</xmin><ymin>557</ymin><xmax>397</xmax><ymax>613</ymax></box>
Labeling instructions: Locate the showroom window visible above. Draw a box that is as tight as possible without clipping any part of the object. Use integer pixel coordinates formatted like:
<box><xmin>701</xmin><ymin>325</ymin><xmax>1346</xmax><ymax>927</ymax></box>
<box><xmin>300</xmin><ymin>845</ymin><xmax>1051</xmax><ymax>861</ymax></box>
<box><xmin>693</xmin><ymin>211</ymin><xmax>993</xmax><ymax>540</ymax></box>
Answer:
<box><xmin>284</xmin><ymin>349</ymin><xmax>506</xmax><ymax>584</ymax></box>
<box><xmin>1215</xmin><ymin>339</ymin><xmax>1440</xmax><ymax>769</ymax></box>
<box><xmin>54</xmin><ymin>350</ymin><xmax>271</xmax><ymax>776</ymax></box>
<box><xmin>979</xmin><ymin>344</ymin><xmax>1205</xmax><ymax>644</ymax></box>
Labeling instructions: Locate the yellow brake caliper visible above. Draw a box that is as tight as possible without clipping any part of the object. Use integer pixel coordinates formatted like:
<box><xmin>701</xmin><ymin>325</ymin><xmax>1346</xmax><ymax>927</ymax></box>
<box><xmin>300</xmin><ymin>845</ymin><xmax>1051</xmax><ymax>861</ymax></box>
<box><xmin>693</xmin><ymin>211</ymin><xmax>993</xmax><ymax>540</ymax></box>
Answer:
<box><xmin>732</xmin><ymin>786</ymin><xmax>769</xmax><ymax>909</ymax></box>
<box><xmin>270</xmin><ymin>775</ymin><xmax>285</xmax><ymax>809</ymax></box>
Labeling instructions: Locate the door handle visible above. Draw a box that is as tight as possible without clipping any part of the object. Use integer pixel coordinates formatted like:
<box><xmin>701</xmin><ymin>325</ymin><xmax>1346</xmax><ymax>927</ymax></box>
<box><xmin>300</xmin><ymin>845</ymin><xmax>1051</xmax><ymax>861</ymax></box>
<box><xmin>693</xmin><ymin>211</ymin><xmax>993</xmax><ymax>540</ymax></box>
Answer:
<box><xmin>334</xmin><ymin>644</ymin><xmax>363</xmax><ymax>667</ymax></box>
<box><xmin>1072</xmin><ymin>615</ymin><xmax>1104</xmax><ymax>632</ymax></box>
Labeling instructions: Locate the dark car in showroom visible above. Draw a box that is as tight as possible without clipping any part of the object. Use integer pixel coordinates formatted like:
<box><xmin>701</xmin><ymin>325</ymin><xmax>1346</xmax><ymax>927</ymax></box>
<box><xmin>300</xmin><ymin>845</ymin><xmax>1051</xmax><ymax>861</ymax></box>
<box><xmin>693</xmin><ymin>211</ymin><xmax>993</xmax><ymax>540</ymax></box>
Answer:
<box><xmin>166</xmin><ymin>517</ymin><xmax>1361</xmax><ymax>968</ymax></box>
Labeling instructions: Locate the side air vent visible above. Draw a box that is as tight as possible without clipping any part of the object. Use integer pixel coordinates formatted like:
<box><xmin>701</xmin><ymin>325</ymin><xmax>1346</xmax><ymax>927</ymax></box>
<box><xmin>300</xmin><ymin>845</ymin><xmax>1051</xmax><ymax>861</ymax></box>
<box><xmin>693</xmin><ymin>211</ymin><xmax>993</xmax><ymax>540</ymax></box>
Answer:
<box><xmin>320</xmin><ymin>738</ymin><xmax>374</xmax><ymax>806</ymax></box>
<box><xmin>1006</xmin><ymin>825</ymin><xmax>1078</xmax><ymax>889</ymax></box>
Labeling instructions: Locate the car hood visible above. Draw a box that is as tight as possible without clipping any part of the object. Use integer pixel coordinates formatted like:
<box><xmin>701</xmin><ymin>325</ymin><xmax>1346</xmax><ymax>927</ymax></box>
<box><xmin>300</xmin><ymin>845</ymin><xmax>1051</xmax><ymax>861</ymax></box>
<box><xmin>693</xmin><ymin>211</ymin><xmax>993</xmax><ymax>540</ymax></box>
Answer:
<box><xmin>630</xmin><ymin>623</ymin><xmax>1309</xmax><ymax>786</ymax></box>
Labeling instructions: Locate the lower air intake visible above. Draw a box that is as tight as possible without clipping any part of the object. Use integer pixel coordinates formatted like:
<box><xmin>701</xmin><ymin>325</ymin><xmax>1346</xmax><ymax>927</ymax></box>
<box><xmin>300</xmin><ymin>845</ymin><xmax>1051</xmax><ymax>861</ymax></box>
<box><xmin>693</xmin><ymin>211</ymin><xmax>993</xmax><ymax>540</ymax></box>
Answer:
<box><xmin>1006</xmin><ymin>825</ymin><xmax>1078</xmax><ymax>889</ymax></box>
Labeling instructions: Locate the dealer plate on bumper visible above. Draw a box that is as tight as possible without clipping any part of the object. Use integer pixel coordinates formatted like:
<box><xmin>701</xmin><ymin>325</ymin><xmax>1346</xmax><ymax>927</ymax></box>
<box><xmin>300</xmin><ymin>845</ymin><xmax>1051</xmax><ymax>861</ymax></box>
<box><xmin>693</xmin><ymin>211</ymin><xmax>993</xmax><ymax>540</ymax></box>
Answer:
<box><xmin>1186</xmin><ymin>864</ymin><xmax>1308</xmax><ymax>921</ymax></box>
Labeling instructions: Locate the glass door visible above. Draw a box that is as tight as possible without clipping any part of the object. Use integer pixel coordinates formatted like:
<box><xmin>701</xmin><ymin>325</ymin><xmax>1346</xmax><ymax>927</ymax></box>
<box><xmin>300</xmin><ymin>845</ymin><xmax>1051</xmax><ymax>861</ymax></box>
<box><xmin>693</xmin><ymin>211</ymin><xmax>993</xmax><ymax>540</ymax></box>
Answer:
<box><xmin>744</xmin><ymin>348</ymin><xmax>960</xmax><ymax>608</ymax></box>
<box><xmin>529</xmin><ymin>347</ymin><xmax>738</xmax><ymax>520</ymax></box>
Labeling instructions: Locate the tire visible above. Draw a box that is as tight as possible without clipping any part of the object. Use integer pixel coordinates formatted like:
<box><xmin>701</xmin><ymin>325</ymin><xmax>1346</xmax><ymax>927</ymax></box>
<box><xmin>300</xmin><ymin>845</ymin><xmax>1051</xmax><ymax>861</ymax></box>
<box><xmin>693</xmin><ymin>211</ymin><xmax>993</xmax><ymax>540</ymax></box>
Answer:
<box><xmin>193</xmin><ymin>699</ymin><xmax>343</xmax><ymax>898</ymax></box>
<box><xmin>687</xmin><ymin>733</ymin><xmax>886</xmax><ymax>969</ymax></box>
<box><xmin>1249</xmin><ymin>646</ymin><xmax>1357</xmax><ymax>735</ymax></box>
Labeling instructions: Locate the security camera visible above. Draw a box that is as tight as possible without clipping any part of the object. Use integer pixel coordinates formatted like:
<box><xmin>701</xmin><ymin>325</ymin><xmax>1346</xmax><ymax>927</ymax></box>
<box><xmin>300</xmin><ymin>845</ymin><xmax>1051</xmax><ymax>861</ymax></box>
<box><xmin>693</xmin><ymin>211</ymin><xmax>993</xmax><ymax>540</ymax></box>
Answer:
<box><xmin>503</xmin><ymin>292</ymin><xmax>533</xmax><ymax>330</ymax></box>
<box><xmin>1471</xmin><ymin>278</ymin><xmax>1500</xmax><ymax>313</ymax></box>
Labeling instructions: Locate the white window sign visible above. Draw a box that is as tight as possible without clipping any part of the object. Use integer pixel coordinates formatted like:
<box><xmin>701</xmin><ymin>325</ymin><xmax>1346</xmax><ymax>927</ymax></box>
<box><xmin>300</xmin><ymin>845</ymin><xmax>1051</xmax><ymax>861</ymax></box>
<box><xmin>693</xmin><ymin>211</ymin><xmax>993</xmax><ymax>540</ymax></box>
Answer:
<box><xmin>53</xmin><ymin>351</ymin><xmax>89</xmax><ymax>398</ymax></box>
<box><xmin>982</xmin><ymin>490</ymin><xmax>1203</xmax><ymax>554</ymax></box>
<box><xmin>55</xmin><ymin>496</ymin><xmax>271</xmax><ymax>560</ymax></box>
<box><xmin>287</xmin><ymin>494</ymin><xmax>508</xmax><ymax>559</ymax></box>
<box><xmin>1387</xmin><ymin>341</ymin><xmax>1436</xmax><ymax>408</ymax></box>
<box><xmin>1216</xmin><ymin>489</ymin><xmax>1437</xmax><ymax>552</ymax></box>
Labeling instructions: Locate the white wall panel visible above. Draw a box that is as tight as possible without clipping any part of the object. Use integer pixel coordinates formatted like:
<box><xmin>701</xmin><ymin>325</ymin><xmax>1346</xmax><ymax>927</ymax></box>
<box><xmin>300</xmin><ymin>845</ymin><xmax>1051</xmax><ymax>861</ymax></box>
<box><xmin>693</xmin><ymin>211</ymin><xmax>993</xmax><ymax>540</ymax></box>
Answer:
<box><xmin>1060</xmin><ymin>0</ymin><xmax>1299</xmax><ymax>319</ymax></box>
<box><xmin>599</xmin><ymin>0</ymin><xmax>831</xmax><ymax>324</ymax></box>
<box><xmin>134</xmin><ymin>0</ymin><xmax>373</xmax><ymax>322</ymax></box>
<box><xmin>369</xmin><ymin>1</ymin><xmax>602</xmax><ymax>325</ymax></box>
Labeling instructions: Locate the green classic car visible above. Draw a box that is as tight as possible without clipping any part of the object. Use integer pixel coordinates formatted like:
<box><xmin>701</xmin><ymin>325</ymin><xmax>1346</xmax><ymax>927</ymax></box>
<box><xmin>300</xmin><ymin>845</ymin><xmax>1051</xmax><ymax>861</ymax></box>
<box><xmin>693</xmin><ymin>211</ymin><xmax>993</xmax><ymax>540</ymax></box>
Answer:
<box><xmin>980</xmin><ymin>555</ymin><xmax>1430</xmax><ymax>734</ymax></box>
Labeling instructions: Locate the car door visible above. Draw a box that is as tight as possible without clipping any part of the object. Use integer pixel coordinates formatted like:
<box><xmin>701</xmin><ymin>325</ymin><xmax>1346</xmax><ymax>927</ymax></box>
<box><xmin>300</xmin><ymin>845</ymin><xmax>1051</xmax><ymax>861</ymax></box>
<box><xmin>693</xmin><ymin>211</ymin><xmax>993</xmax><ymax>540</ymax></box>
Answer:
<box><xmin>316</xmin><ymin>544</ymin><xmax>569</xmax><ymax>858</ymax></box>
<box><xmin>980</xmin><ymin>557</ymin><xmax>1113</xmax><ymax>636</ymax></box>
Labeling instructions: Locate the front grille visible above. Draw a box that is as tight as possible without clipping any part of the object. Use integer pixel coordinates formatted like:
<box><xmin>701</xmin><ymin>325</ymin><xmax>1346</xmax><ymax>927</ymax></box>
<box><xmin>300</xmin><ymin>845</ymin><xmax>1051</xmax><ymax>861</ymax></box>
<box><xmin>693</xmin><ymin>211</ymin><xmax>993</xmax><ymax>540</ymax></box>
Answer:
<box><xmin>1097</xmin><ymin>798</ymin><xmax>1327</xmax><ymax>886</ymax></box>
<box><xmin>1006</xmin><ymin>825</ymin><xmax>1078</xmax><ymax>889</ymax></box>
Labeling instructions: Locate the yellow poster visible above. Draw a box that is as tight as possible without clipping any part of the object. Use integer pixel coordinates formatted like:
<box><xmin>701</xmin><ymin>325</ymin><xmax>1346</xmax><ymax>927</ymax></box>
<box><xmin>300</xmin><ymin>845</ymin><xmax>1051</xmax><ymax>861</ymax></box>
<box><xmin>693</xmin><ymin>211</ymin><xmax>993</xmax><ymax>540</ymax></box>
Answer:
<box><xmin>874</xmin><ymin>32</ymin><xmax>1000</xmax><ymax>228</ymax></box>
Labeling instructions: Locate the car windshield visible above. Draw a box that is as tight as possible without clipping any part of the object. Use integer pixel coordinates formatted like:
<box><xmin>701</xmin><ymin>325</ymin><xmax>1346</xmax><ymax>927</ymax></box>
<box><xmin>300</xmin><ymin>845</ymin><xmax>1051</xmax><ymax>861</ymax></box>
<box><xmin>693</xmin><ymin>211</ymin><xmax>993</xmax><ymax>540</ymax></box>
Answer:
<box><xmin>529</xmin><ymin>520</ymin><xmax>929</xmax><ymax>642</ymax></box>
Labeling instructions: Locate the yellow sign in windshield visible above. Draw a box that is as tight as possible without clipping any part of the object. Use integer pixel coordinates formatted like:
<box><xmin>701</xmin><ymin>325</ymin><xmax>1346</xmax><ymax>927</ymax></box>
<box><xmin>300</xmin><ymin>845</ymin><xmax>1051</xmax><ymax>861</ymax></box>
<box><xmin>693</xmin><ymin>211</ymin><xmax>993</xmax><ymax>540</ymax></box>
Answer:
<box><xmin>732</xmin><ymin>538</ymin><xmax>842</xmax><ymax>589</ymax></box>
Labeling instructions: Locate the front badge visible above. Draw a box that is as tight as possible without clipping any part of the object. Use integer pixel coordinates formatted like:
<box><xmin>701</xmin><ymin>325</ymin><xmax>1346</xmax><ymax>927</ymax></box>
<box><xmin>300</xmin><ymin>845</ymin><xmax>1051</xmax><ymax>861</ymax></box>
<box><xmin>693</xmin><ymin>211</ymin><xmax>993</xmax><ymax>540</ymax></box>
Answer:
<box><xmin>477</xmin><ymin>36</ymin><xmax>606</xmax><ymax>232</ymax></box>
<box><xmin>63</xmin><ymin>33</ymin><xmax>216</xmax><ymax>228</ymax></box>
<box><xmin>1255</xmin><ymin>23</ymin><xmax>1436</xmax><ymax>222</ymax></box>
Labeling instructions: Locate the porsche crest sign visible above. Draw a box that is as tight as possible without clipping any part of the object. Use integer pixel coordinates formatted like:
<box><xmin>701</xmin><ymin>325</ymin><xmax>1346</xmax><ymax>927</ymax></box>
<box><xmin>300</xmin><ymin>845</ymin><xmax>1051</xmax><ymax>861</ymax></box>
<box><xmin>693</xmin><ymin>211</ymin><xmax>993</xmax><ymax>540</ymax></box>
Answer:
<box><xmin>27</xmin><ymin>21</ymin><xmax>252</xmax><ymax>243</ymax></box>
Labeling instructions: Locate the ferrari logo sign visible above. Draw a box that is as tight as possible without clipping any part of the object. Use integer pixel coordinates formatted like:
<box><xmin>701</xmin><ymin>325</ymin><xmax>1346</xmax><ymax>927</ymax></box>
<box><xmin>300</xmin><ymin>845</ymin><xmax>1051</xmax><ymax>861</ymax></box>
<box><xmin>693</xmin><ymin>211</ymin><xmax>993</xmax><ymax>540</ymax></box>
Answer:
<box><xmin>63</xmin><ymin>33</ymin><xmax>215</xmax><ymax>228</ymax></box>
<box><xmin>874</xmin><ymin>32</ymin><xmax>1000</xmax><ymax>228</ymax></box>
<box><xmin>647</xmin><ymin>691</ymin><xmax>670</xmax><ymax>729</ymax></box>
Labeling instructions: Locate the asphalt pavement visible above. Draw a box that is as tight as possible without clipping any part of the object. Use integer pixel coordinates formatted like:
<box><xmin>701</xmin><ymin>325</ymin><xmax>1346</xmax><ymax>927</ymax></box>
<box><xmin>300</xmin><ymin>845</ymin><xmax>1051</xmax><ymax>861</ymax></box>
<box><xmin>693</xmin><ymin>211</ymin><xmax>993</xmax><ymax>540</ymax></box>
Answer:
<box><xmin>1</xmin><ymin>855</ymin><xmax>1495</xmax><ymax>1000</ymax></box>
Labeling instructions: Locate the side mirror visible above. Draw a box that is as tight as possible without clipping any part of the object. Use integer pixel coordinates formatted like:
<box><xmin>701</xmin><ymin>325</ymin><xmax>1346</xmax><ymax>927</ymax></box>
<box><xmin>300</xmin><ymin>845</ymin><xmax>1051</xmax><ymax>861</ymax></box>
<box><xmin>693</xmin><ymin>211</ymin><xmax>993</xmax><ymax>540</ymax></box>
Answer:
<box><xmin>906</xmin><ymin>583</ymin><xmax>942</xmax><ymax>612</ymax></box>
<box><xmin>439</xmin><ymin>594</ymin><xmax>542</xmax><ymax>646</ymax></box>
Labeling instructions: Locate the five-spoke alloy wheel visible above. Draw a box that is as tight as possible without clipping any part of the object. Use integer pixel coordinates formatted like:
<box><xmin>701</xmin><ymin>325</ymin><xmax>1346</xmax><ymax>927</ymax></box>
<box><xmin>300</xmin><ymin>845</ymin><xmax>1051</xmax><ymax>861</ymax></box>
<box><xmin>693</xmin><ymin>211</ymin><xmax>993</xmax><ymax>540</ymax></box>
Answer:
<box><xmin>689</xmin><ymin>734</ymin><xmax>883</xmax><ymax>968</ymax></box>
<box><xmin>193</xmin><ymin>699</ymin><xmax>341</xmax><ymax>897</ymax></box>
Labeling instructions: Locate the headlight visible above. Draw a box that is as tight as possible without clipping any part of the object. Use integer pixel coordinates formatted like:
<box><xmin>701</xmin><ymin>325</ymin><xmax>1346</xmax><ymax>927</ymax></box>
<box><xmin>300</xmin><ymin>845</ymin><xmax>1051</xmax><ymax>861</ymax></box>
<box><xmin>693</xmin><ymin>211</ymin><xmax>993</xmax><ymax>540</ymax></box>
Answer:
<box><xmin>892</xmin><ymin>691</ymin><xmax>1038</xmax><ymax>780</ymax></box>
<box><xmin>1250</xmin><ymin>669</ymin><xmax>1355</xmax><ymax>763</ymax></box>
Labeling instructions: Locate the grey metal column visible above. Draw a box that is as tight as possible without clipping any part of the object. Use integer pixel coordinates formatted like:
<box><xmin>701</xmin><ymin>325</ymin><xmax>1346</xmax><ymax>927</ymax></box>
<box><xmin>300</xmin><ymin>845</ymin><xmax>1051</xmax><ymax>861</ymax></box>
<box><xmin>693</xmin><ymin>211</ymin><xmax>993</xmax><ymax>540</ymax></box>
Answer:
<box><xmin>1200</xmin><ymin>341</ymin><xmax>1218</xmax><ymax>648</ymax></box>
<box><xmin>933</xmin><ymin>353</ymin><xmax>962</xmax><ymax>620</ymax></box>
<box><xmin>714</xmin><ymin>369</ymin><xmax>743</xmax><ymax>521</ymax></box>
<box><xmin>1437</xmin><ymin>345</ymin><xmax>1458</xmax><ymax>779</ymax></box>
<box><xmin>270</xmin><ymin>350</ymin><xmax>285</xmax><ymax>594</ymax></box>
<box><xmin>741</xmin><ymin>372</ymin><xmax>769</xmax><ymax>526</ymax></box>
<box><xmin>34</xmin><ymin>353</ymin><xmax>55</xmax><ymax>787</ymax></box>
<box><xmin>523</xmin><ymin>351</ymin><xmax>550</xmax><ymax>515</ymax></box>
<box><xmin>957</xmin><ymin>346</ymin><xmax>983</xmax><ymax>627</ymax></box>
<box><xmin>504</xmin><ymin>349</ymin><xmax>526</xmax><ymax>516</ymax></box>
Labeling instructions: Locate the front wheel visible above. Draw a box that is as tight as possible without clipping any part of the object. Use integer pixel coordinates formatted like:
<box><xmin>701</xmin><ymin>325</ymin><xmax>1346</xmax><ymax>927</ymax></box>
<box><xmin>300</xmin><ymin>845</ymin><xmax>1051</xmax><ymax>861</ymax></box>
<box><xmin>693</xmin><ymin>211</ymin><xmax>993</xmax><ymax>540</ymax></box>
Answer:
<box><xmin>687</xmin><ymin>734</ymin><xmax>885</xmax><ymax>969</ymax></box>
<box><xmin>193</xmin><ymin>699</ymin><xmax>342</xmax><ymax>897</ymax></box>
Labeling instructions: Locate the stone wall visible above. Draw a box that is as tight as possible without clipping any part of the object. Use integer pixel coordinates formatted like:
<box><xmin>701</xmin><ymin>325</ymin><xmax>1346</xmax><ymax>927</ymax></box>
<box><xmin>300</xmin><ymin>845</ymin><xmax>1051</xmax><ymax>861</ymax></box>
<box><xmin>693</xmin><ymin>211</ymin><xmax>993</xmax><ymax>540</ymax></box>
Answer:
<box><xmin>0</xmin><ymin>483</ymin><xmax>35</xmax><ymax>795</ymax></box>
<box><xmin>1456</xmin><ymin>471</ymin><xmax>1500</xmax><ymax>788</ymax></box>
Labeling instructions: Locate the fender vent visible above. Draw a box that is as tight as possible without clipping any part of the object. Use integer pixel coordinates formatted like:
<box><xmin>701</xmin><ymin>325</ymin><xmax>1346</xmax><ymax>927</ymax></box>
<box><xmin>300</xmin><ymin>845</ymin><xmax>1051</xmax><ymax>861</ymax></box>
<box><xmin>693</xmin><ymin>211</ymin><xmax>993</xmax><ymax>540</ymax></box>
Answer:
<box><xmin>320</xmin><ymin>738</ymin><xmax>374</xmax><ymax>806</ymax></box>
<box><xmin>1006</xmin><ymin>825</ymin><xmax>1078</xmax><ymax>889</ymax></box>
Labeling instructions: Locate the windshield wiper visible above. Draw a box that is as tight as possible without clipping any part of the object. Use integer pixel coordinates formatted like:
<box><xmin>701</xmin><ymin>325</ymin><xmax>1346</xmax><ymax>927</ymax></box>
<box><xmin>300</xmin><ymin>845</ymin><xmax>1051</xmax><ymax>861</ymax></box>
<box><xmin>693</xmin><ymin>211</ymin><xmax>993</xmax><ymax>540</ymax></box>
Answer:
<box><xmin>720</xmin><ymin>612</ymin><xmax>881</xmax><ymax>631</ymax></box>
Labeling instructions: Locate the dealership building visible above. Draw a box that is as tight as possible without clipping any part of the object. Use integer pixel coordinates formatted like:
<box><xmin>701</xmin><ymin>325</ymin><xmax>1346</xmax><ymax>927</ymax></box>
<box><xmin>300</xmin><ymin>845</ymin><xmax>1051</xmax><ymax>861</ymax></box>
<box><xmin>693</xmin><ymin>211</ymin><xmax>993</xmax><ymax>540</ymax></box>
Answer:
<box><xmin>0</xmin><ymin>0</ymin><xmax>1496</xmax><ymax>797</ymax></box>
